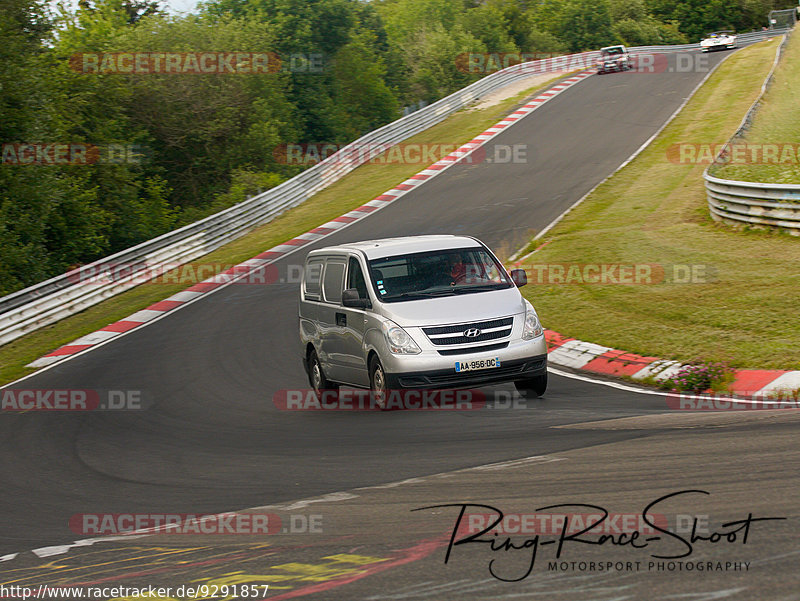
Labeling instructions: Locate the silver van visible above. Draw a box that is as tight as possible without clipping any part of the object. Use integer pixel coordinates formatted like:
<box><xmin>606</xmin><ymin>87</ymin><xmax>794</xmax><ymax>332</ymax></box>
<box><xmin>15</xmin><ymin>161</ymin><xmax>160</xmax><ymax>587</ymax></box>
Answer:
<box><xmin>299</xmin><ymin>235</ymin><xmax>548</xmax><ymax>407</ymax></box>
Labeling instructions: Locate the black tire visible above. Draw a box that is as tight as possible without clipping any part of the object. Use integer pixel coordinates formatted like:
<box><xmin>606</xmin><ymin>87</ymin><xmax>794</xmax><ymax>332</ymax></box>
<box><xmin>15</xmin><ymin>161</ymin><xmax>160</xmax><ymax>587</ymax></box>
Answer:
<box><xmin>307</xmin><ymin>349</ymin><xmax>338</xmax><ymax>400</ymax></box>
<box><xmin>514</xmin><ymin>372</ymin><xmax>548</xmax><ymax>398</ymax></box>
<box><xmin>369</xmin><ymin>357</ymin><xmax>391</xmax><ymax>411</ymax></box>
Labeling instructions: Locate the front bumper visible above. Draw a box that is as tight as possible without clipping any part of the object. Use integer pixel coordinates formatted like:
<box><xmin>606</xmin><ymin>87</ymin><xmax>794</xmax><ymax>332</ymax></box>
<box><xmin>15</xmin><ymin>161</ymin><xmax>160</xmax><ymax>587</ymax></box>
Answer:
<box><xmin>701</xmin><ymin>42</ymin><xmax>734</xmax><ymax>51</ymax></box>
<box><xmin>385</xmin><ymin>355</ymin><xmax>547</xmax><ymax>389</ymax></box>
<box><xmin>598</xmin><ymin>62</ymin><xmax>624</xmax><ymax>72</ymax></box>
<box><xmin>380</xmin><ymin>334</ymin><xmax>549</xmax><ymax>389</ymax></box>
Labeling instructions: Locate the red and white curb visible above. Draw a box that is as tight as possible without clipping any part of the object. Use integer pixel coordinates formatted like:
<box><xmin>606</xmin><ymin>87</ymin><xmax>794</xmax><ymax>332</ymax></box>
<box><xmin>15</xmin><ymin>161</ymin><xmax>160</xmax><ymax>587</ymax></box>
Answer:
<box><xmin>26</xmin><ymin>72</ymin><xmax>593</xmax><ymax>370</ymax></box>
<box><xmin>545</xmin><ymin>331</ymin><xmax>800</xmax><ymax>397</ymax></box>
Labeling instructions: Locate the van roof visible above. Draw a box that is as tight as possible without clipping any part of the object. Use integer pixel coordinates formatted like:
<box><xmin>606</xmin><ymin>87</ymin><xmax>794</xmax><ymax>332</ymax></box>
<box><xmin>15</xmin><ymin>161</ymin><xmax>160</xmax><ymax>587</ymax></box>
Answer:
<box><xmin>308</xmin><ymin>235</ymin><xmax>482</xmax><ymax>260</ymax></box>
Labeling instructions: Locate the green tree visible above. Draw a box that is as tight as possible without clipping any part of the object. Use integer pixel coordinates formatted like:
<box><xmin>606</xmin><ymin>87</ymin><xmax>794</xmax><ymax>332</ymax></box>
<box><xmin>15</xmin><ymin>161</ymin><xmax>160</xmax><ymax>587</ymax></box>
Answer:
<box><xmin>554</xmin><ymin>0</ymin><xmax>620</xmax><ymax>51</ymax></box>
<box><xmin>609</xmin><ymin>0</ymin><xmax>649</xmax><ymax>22</ymax></box>
<box><xmin>0</xmin><ymin>0</ymin><xmax>112</xmax><ymax>293</ymax></box>
<box><xmin>332</xmin><ymin>32</ymin><xmax>400</xmax><ymax>139</ymax></box>
<box><xmin>614</xmin><ymin>17</ymin><xmax>688</xmax><ymax>45</ymax></box>
<box><xmin>644</xmin><ymin>0</ymin><xmax>796</xmax><ymax>40</ymax></box>
<box><xmin>520</xmin><ymin>27</ymin><xmax>568</xmax><ymax>54</ymax></box>
<box><xmin>458</xmin><ymin>2</ymin><xmax>518</xmax><ymax>53</ymax></box>
<box><xmin>399</xmin><ymin>23</ymin><xmax>486</xmax><ymax>102</ymax></box>
<box><xmin>375</xmin><ymin>0</ymin><xmax>464</xmax><ymax>47</ymax></box>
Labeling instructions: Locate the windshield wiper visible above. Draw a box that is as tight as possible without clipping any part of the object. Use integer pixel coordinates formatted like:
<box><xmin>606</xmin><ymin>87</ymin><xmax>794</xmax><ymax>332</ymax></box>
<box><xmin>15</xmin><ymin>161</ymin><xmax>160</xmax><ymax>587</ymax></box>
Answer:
<box><xmin>451</xmin><ymin>283</ymin><xmax>510</xmax><ymax>294</ymax></box>
<box><xmin>388</xmin><ymin>289</ymin><xmax>457</xmax><ymax>300</ymax></box>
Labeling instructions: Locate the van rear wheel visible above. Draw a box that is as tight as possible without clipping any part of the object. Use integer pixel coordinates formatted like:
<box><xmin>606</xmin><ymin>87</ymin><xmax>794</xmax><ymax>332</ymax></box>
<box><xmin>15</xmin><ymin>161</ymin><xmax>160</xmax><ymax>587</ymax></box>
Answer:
<box><xmin>515</xmin><ymin>372</ymin><xmax>547</xmax><ymax>398</ymax></box>
<box><xmin>369</xmin><ymin>357</ymin><xmax>390</xmax><ymax>411</ymax></box>
<box><xmin>308</xmin><ymin>349</ymin><xmax>338</xmax><ymax>400</ymax></box>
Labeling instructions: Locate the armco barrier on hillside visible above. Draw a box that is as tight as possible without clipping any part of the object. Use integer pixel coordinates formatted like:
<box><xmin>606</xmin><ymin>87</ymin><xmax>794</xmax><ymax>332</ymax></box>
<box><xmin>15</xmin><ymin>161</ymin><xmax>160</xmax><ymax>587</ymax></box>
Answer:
<box><xmin>0</xmin><ymin>29</ymin><xmax>787</xmax><ymax>348</ymax></box>
<box><xmin>704</xmin><ymin>28</ymin><xmax>799</xmax><ymax>234</ymax></box>
<box><xmin>705</xmin><ymin>173</ymin><xmax>800</xmax><ymax>232</ymax></box>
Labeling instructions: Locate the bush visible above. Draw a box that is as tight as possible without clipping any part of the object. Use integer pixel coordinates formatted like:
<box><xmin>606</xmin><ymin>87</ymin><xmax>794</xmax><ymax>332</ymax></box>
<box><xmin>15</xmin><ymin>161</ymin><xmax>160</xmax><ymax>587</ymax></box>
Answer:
<box><xmin>668</xmin><ymin>362</ymin><xmax>735</xmax><ymax>393</ymax></box>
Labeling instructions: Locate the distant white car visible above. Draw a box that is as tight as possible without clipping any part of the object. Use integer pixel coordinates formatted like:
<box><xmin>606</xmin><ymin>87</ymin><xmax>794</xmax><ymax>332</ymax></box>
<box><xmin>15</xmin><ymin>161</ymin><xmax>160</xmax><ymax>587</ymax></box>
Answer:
<box><xmin>596</xmin><ymin>45</ymin><xmax>631</xmax><ymax>73</ymax></box>
<box><xmin>700</xmin><ymin>31</ymin><xmax>737</xmax><ymax>52</ymax></box>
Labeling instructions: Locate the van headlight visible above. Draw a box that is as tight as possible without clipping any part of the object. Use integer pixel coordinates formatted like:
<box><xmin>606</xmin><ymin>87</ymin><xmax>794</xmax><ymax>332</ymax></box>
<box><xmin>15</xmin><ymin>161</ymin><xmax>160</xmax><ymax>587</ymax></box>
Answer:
<box><xmin>384</xmin><ymin>321</ymin><xmax>421</xmax><ymax>354</ymax></box>
<box><xmin>522</xmin><ymin>305</ymin><xmax>543</xmax><ymax>340</ymax></box>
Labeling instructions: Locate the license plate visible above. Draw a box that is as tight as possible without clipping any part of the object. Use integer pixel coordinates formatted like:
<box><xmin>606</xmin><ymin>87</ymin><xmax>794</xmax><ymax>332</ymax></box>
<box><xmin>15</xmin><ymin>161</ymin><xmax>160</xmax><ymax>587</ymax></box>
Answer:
<box><xmin>455</xmin><ymin>357</ymin><xmax>501</xmax><ymax>372</ymax></box>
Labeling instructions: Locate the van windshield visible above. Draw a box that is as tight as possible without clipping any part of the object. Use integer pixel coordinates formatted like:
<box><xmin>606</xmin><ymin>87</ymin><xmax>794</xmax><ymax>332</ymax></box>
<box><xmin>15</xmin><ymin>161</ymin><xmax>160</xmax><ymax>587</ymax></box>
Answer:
<box><xmin>368</xmin><ymin>247</ymin><xmax>512</xmax><ymax>302</ymax></box>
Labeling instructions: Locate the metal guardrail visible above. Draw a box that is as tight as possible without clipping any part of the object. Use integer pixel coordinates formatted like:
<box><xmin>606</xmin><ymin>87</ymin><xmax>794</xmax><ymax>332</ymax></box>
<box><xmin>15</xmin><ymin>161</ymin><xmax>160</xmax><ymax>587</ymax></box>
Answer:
<box><xmin>705</xmin><ymin>175</ymin><xmax>800</xmax><ymax>230</ymax></box>
<box><xmin>0</xmin><ymin>28</ymin><xmax>790</xmax><ymax>347</ymax></box>
<box><xmin>704</xmin><ymin>28</ymin><xmax>798</xmax><ymax>234</ymax></box>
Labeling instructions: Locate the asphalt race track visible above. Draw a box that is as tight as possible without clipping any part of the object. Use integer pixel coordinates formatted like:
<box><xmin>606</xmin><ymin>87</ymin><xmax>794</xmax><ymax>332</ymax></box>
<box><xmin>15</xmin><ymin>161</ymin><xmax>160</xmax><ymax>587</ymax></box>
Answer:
<box><xmin>1</xmin><ymin>48</ymin><xmax>797</xmax><ymax>600</ymax></box>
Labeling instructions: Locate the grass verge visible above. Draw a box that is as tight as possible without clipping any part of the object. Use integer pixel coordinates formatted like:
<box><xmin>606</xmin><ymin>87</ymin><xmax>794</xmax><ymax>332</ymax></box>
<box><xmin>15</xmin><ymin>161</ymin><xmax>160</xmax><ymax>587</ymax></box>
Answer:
<box><xmin>0</xmin><ymin>73</ymin><xmax>565</xmax><ymax>386</ymax></box>
<box><xmin>711</xmin><ymin>32</ymin><xmax>800</xmax><ymax>184</ymax></box>
<box><xmin>518</xmin><ymin>37</ymin><xmax>800</xmax><ymax>369</ymax></box>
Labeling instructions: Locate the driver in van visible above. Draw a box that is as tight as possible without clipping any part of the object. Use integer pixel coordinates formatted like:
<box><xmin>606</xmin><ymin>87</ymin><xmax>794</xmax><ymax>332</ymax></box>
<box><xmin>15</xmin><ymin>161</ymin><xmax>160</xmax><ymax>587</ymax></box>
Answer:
<box><xmin>448</xmin><ymin>254</ymin><xmax>467</xmax><ymax>284</ymax></box>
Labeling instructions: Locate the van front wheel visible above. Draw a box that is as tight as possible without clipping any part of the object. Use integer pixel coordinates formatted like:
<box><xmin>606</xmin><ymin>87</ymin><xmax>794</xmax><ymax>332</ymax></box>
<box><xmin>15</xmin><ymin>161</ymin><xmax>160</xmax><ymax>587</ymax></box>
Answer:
<box><xmin>515</xmin><ymin>372</ymin><xmax>547</xmax><ymax>398</ymax></box>
<box><xmin>369</xmin><ymin>358</ymin><xmax>390</xmax><ymax>411</ymax></box>
<box><xmin>308</xmin><ymin>349</ymin><xmax>338</xmax><ymax>399</ymax></box>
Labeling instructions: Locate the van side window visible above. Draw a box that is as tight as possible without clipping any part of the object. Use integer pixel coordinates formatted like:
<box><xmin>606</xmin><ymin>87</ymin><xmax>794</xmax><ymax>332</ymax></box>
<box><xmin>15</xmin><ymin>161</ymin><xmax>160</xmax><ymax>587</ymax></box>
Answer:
<box><xmin>347</xmin><ymin>257</ymin><xmax>368</xmax><ymax>299</ymax></box>
<box><xmin>322</xmin><ymin>260</ymin><xmax>346</xmax><ymax>303</ymax></box>
<box><xmin>304</xmin><ymin>259</ymin><xmax>323</xmax><ymax>299</ymax></box>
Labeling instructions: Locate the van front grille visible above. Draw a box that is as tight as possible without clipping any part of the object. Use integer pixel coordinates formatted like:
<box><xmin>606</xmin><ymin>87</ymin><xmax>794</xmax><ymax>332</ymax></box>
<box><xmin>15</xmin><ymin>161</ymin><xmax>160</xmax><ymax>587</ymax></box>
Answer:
<box><xmin>422</xmin><ymin>317</ymin><xmax>513</xmax><ymax>346</ymax></box>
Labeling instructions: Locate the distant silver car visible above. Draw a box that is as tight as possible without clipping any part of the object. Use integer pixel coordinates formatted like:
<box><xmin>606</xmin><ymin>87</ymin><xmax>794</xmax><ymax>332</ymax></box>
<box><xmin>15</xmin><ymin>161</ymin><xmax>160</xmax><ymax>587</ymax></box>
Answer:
<box><xmin>299</xmin><ymin>235</ymin><xmax>548</xmax><ymax>408</ymax></box>
<box><xmin>597</xmin><ymin>45</ymin><xmax>631</xmax><ymax>73</ymax></box>
<box><xmin>700</xmin><ymin>31</ymin><xmax>737</xmax><ymax>52</ymax></box>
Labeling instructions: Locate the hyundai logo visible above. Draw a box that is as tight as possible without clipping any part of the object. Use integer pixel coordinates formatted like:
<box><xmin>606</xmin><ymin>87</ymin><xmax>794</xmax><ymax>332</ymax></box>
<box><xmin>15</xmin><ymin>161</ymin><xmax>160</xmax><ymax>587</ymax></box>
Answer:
<box><xmin>463</xmin><ymin>328</ymin><xmax>482</xmax><ymax>338</ymax></box>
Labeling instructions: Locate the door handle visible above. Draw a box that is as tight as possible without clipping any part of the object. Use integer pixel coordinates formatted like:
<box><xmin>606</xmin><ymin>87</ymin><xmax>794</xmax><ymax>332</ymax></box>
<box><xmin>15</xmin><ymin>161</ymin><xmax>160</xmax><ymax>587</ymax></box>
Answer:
<box><xmin>335</xmin><ymin>312</ymin><xmax>347</xmax><ymax>327</ymax></box>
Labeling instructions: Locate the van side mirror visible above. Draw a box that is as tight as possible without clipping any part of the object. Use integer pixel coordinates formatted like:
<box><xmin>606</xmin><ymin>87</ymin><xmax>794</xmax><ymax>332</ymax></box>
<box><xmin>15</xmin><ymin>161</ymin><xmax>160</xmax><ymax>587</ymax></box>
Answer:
<box><xmin>342</xmin><ymin>288</ymin><xmax>370</xmax><ymax>308</ymax></box>
<box><xmin>510</xmin><ymin>269</ymin><xmax>527</xmax><ymax>287</ymax></box>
